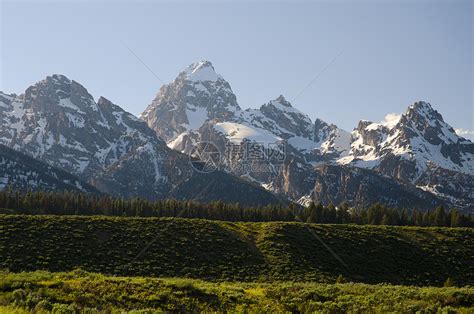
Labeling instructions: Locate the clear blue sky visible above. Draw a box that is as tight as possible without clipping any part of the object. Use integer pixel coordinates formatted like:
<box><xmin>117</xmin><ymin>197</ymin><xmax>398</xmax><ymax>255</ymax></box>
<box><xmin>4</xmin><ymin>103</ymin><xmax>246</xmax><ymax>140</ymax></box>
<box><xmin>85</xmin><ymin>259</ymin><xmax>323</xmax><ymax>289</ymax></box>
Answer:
<box><xmin>1</xmin><ymin>0</ymin><xmax>472</xmax><ymax>135</ymax></box>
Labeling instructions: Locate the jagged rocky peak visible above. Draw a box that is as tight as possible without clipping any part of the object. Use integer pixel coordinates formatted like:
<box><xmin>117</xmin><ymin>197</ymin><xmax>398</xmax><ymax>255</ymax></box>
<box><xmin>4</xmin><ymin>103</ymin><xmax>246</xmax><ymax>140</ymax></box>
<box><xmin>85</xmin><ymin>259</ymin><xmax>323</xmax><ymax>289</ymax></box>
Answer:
<box><xmin>23</xmin><ymin>74</ymin><xmax>100</xmax><ymax>115</ymax></box>
<box><xmin>407</xmin><ymin>100</ymin><xmax>439</xmax><ymax>116</ymax></box>
<box><xmin>97</xmin><ymin>96</ymin><xmax>114</xmax><ymax>111</ymax></box>
<box><xmin>263</xmin><ymin>95</ymin><xmax>299</xmax><ymax>111</ymax></box>
<box><xmin>352</xmin><ymin>117</ymin><xmax>394</xmax><ymax>148</ymax></box>
<box><xmin>340</xmin><ymin>101</ymin><xmax>473</xmax><ymax>210</ymax></box>
<box><xmin>356</xmin><ymin>120</ymin><xmax>373</xmax><ymax>132</ymax></box>
<box><xmin>397</xmin><ymin>101</ymin><xmax>460</xmax><ymax>145</ymax></box>
<box><xmin>39</xmin><ymin>74</ymin><xmax>72</xmax><ymax>87</ymax></box>
<box><xmin>273</xmin><ymin>95</ymin><xmax>292</xmax><ymax>107</ymax></box>
<box><xmin>402</xmin><ymin>101</ymin><xmax>444</xmax><ymax>128</ymax></box>
<box><xmin>259</xmin><ymin>95</ymin><xmax>313</xmax><ymax>139</ymax></box>
<box><xmin>141</xmin><ymin>60</ymin><xmax>241</xmax><ymax>142</ymax></box>
<box><xmin>402</xmin><ymin>101</ymin><xmax>442</xmax><ymax>128</ymax></box>
<box><xmin>348</xmin><ymin>101</ymin><xmax>469</xmax><ymax>160</ymax></box>
<box><xmin>310</xmin><ymin>118</ymin><xmax>352</xmax><ymax>160</ymax></box>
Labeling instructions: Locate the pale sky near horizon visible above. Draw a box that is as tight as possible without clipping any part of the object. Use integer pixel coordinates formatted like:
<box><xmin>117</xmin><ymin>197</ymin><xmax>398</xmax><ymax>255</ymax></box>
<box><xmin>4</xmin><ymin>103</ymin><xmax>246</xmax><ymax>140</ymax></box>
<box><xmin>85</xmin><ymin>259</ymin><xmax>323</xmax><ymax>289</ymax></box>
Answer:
<box><xmin>1</xmin><ymin>0</ymin><xmax>473</xmax><ymax>138</ymax></box>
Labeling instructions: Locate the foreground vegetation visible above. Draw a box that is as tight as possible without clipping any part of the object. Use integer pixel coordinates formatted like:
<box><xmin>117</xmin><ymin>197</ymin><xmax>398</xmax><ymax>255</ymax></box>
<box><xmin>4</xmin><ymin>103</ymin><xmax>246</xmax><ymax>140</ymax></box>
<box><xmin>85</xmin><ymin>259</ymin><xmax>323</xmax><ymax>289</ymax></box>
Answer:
<box><xmin>1</xmin><ymin>189</ymin><xmax>473</xmax><ymax>226</ymax></box>
<box><xmin>0</xmin><ymin>270</ymin><xmax>472</xmax><ymax>313</ymax></box>
<box><xmin>1</xmin><ymin>215</ymin><xmax>473</xmax><ymax>286</ymax></box>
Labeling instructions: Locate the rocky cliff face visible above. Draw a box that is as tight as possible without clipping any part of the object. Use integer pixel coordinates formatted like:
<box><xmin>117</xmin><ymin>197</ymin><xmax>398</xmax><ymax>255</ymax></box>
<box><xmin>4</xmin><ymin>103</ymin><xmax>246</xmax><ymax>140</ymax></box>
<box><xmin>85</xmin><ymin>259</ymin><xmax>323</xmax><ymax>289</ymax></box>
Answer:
<box><xmin>304</xmin><ymin>164</ymin><xmax>443</xmax><ymax>210</ymax></box>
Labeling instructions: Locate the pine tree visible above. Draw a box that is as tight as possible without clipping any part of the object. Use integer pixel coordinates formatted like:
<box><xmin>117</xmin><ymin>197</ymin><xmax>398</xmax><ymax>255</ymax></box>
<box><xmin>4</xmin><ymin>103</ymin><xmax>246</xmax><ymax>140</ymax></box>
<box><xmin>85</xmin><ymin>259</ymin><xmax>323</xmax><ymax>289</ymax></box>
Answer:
<box><xmin>444</xmin><ymin>277</ymin><xmax>455</xmax><ymax>287</ymax></box>
<box><xmin>336</xmin><ymin>274</ymin><xmax>345</xmax><ymax>284</ymax></box>
<box><xmin>449</xmin><ymin>209</ymin><xmax>460</xmax><ymax>227</ymax></box>
<box><xmin>434</xmin><ymin>206</ymin><xmax>447</xmax><ymax>227</ymax></box>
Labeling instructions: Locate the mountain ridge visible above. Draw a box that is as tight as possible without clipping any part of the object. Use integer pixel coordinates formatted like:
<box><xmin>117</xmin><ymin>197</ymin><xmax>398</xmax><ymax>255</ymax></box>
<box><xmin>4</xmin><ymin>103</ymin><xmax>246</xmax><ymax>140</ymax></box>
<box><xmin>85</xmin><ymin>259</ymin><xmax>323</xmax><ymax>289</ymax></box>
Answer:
<box><xmin>141</xmin><ymin>60</ymin><xmax>473</xmax><ymax>212</ymax></box>
<box><xmin>1</xmin><ymin>61</ymin><xmax>472</xmax><ymax>211</ymax></box>
<box><xmin>0</xmin><ymin>73</ymin><xmax>284</xmax><ymax>206</ymax></box>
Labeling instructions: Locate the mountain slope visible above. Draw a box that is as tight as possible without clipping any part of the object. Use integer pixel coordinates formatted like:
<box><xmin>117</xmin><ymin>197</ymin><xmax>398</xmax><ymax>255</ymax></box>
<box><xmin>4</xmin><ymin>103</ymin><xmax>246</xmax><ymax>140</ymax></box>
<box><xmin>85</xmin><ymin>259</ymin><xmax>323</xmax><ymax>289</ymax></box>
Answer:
<box><xmin>0</xmin><ymin>143</ymin><xmax>98</xmax><ymax>193</ymax></box>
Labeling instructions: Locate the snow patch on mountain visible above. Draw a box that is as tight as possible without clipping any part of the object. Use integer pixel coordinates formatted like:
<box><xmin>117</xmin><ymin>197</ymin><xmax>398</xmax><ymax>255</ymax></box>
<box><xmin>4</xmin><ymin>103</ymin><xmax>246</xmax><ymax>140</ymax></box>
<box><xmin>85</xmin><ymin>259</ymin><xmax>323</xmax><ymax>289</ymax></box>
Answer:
<box><xmin>58</xmin><ymin>98</ymin><xmax>86</xmax><ymax>114</ymax></box>
<box><xmin>213</xmin><ymin>122</ymin><xmax>282</xmax><ymax>144</ymax></box>
<box><xmin>185</xmin><ymin>105</ymin><xmax>208</xmax><ymax>130</ymax></box>
<box><xmin>182</xmin><ymin>60</ymin><xmax>223</xmax><ymax>82</ymax></box>
<box><xmin>320</xmin><ymin>128</ymin><xmax>352</xmax><ymax>156</ymax></box>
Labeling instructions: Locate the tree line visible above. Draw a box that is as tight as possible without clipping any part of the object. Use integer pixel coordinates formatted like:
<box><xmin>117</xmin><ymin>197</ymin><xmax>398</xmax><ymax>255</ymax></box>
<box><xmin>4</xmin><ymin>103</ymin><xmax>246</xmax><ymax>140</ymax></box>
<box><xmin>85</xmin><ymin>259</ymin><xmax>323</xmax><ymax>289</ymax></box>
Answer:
<box><xmin>0</xmin><ymin>189</ymin><xmax>472</xmax><ymax>227</ymax></box>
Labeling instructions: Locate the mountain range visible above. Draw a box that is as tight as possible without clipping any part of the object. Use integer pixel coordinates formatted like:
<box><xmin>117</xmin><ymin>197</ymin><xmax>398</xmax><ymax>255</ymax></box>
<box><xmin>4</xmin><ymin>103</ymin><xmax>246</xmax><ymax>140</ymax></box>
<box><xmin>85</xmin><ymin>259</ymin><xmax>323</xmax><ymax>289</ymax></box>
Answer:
<box><xmin>1</xmin><ymin>61</ymin><xmax>472</xmax><ymax>212</ymax></box>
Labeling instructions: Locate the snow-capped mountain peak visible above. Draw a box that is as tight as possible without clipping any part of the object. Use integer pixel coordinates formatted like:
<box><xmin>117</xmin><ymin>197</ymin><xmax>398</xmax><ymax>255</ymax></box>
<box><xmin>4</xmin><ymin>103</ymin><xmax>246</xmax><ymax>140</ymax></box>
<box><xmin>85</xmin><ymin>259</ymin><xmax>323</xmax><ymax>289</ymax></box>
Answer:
<box><xmin>265</xmin><ymin>95</ymin><xmax>306</xmax><ymax>115</ymax></box>
<box><xmin>24</xmin><ymin>74</ymin><xmax>100</xmax><ymax>115</ymax></box>
<box><xmin>337</xmin><ymin>101</ymin><xmax>473</xmax><ymax>209</ymax></box>
<box><xmin>141</xmin><ymin>60</ymin><xmax>240</xmax><ymax>142</ymax></box>
<box><xmin>272</xmin><ymin>95</ymin><xmax>291</xmax><ymax>107</ymax></box>
<box><xmin>257</xmin><ymin>96</ymin><xmax>313</xmax><ymax>137</ymax></box>
<box><xmin>342</xmin><ymin>101</ymin><xmax>473</xmax><ymax>167</ymax></box>
<box><xmin>408</xmin><ymin>100</ymin><xmax>436</xmax><ymax>115</ymax></box>
<box><xmin>399</xmin><ymin>101</ymin><xmax>460</xmax><ymax>145</ymax></box>
<box><xmin>181</xmin><ymin>60</ymin><xmax>223</xmax><ymax>82</ymax></box>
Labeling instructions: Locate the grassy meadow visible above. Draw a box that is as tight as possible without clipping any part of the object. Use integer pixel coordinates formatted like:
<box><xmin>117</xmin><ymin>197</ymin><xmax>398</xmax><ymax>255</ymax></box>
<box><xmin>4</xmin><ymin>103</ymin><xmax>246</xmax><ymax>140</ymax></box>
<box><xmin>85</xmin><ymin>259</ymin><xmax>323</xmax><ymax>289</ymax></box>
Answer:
<box><xmin>0</xmin><ymin>270</ymin><xmax>473</xmax><ymax>313</ymax></box>
<box><xmin>1</xmin><ymin>214</ymin><xmax>473</xmax><ymax>312</ymax></box>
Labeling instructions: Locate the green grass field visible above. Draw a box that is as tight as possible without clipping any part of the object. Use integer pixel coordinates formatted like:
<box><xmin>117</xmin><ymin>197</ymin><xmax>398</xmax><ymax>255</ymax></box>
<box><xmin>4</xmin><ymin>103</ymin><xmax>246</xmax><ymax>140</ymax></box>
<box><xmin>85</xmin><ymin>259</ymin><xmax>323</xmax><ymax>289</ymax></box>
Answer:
<box><xmin>0</xmin><ymin>270</ymin><xmax>473</xmax><ymax>313</ymax></box>
<box><xmin>1</xmin><ymin>215</ymin><xmax>473</xmax><ymax>286</ymax></box>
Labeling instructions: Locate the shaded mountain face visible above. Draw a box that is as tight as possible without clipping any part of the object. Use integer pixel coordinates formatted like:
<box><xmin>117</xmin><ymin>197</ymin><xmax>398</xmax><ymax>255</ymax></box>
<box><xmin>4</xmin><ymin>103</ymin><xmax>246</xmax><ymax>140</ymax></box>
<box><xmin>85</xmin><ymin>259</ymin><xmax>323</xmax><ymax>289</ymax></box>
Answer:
<box><xmin>0</xmin><ymin>143</ymin><xmax>99</xmax><ymax>193</ymax></box>
<box><xmin>142</xmin><ymin>61</ymin><xmax>473</xmax><ymax>212</ymax></box>
<box><xmin>305</xmin><ymin>164</ymin><xmax>443</xmax><ymax>210</ymax></box>
<box><xmin>0</xmin><ymin>75</ymin><xmax>283</xmax><ymax>205</ymax></box>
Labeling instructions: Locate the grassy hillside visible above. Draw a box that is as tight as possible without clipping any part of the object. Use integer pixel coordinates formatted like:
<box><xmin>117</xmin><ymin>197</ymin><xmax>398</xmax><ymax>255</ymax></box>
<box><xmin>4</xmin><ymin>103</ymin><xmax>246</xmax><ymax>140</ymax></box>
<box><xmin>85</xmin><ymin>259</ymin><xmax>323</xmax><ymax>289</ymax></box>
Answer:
<box><xmin>0</xmin><ymin>215</ymin><xmax>473</xmax><ymax>286</ymax></box>
<box><xmin>0</xmin><ymin>270</ymin><xmax>473</xmax><ymax>313</ymax></box>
